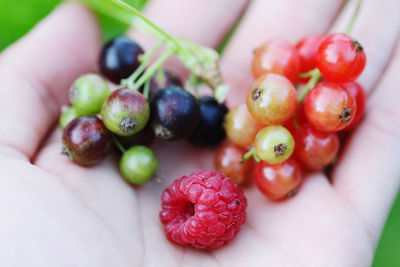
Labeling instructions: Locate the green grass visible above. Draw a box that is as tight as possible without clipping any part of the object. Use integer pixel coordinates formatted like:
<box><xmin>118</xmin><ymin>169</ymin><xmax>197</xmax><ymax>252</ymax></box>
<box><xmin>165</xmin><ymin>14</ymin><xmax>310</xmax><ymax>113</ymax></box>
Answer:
<box><xmin>0</xmin><ymin>1</ymin><xmax>398</xmax><ymax>266</ymax></box>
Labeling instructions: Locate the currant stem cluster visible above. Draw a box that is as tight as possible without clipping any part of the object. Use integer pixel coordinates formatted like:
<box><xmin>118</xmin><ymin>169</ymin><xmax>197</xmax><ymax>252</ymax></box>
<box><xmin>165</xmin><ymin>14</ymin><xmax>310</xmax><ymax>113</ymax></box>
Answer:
<box><xmin>111</xmin><ymin>0</ymin><xmax>229</xmax><ymax>103</ymax></box>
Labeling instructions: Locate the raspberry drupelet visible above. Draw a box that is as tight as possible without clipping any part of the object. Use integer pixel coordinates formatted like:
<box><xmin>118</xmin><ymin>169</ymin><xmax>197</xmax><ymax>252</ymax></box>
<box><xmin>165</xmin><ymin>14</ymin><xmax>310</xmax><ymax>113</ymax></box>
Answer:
<box><xmin>160</xmin><ymin>170</ymin><xmax>247</xmax><ymax>249</ymax></box>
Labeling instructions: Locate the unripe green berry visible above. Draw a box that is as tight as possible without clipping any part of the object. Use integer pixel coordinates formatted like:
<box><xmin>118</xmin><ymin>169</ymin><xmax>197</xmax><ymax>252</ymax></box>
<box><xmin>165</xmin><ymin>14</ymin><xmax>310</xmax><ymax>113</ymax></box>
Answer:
<box><xmin>101</xmin><ymin>88</ymin><xmax>150</xmax><ymax>136</ymax></box>
<box><xmin>69</xmin><ymin>74</ymin><xmax>110</xmax><ymax>115</ymax></box>
<box><xmin>120</xmin><ymin>146</ymin><xmax>158</xmax><ymax>184</ymax></box>
<box><xmin>254</xmin><ymin>125</ymin><xmax>295</xmax><ymax>164</ymax></box>
<box><xmin>59</xmin><ymin>106</ymin><xmax>79</xmax><ymax>130</ymax></box>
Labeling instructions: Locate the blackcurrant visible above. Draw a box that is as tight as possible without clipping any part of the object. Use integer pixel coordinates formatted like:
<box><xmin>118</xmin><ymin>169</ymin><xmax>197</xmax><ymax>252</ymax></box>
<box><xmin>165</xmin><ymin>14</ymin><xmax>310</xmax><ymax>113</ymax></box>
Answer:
<box><xmin>62</xmin><ymin>116</ymin><xmax>112</xmax><ymax>166</ymax></box>
<box><xmin>116</xmin><ymin>123</ymin><xmax>155</xmax><ymax>148</ymax></box>
<box><xmin>99</xmin><ymin>36</ymin><xmax>144</xmax><ymax>84</ymax></box>
<box><xmin>148</xmin><ymin>69</ymin><xmax>183</xmax><ymax>98</ymax></box>
<box><xmin>188</xmin><ymin>96</ymin><xmax>227</xmax><ymax>147</ymax></box>
<box><xmin>150</xmin><ymin>86</ymin><xmax>200</xmax><ymax>141</ymax></box>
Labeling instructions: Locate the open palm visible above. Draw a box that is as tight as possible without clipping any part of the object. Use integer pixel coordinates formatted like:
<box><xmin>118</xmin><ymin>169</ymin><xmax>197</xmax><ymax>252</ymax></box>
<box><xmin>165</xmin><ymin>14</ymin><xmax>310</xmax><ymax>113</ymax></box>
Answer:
<box><xmin>1</xmin><ymin>1</ymin><xmax>400</xmax><ymax>266</ymax></box>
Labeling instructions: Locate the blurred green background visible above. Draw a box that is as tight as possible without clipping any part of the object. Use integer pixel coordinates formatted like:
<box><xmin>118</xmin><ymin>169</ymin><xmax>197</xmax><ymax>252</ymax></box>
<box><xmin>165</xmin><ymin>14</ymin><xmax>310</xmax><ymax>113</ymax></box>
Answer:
<box><xmin>0</xmin><ymin>0</ymin><xmax>398</xmax><ymax>265</ymax></box>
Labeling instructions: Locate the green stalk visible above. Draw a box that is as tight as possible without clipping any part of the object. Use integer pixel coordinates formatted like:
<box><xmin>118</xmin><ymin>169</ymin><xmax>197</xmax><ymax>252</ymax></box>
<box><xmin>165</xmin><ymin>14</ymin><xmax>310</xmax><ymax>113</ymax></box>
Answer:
<box><xmin>240</xmin><ymin>148</ymin><xmax>260</xmax><ymax>163</ymax></box>
<box><xmin>113</xmin><ymin>136</ymin><xmax>126</xmax><ymax>154</ymax></box>
<box><xmin>345</xmin><ymin>0</ymin><xmax>363</xmax><ymax>34</ymax></box>
<box><xmin>111</xmin><ymin>0</ymin><xmax>184</xmax><ymax>51</ymax></box>
<box><xmin>132</xmin><ymin>48</ymin><xmax>175</xmax><ymax>91</ymax></box>
<box><xmin>123</xmin><ymin>40</ymin><xmax>164</xmax><ymax>89</ymax></box>
<box><xmin>297</xmin><ymin>69</ymin><xmax>321</xmax><ymax>104</ymax></box>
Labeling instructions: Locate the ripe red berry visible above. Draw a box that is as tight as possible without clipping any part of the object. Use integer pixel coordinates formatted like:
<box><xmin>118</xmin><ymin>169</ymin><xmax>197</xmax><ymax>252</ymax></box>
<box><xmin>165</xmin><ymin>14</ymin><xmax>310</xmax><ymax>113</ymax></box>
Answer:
<box><xmin>343</xmin><ymin>82</ymin><xmax>366</xmax><ymax>130</ymax></box>
<box><xmin>304</xmin><ymin>81</ymin><xmax>356</xmax><ymax>132</ymax></box>
<box><xmin>252</xmin><ymin>40</ymin><xmax>300</xmax><ymax>83</ymax></box>
<box><xmin>253</xmin><ymin>159</ymin><xmax>303</xmax><ymax>201</ymax></box>
<box><xmin>294</xmin><ymin>125</ymin><xmax>340</xmax><ymax>170</ymax></box>
<box><xmin>214</xmin><ymin>142</ymin><xmax>253</xmax><ymax>185</ymax></box>
<box><xmin>160</xmin><ymin>170</ymin><xmax>247</xmax><ymax>249</ymax></box>
<box><xmin>295</xmin><ymin>35</ymin><xmax>324</xmax><ymax>83</ymax></box>
<box><xmin>247</xmin><ymin>74</ymin><xmax>297</xmax><ymax>125</ymax></box>
<box><xmin>316</xmin><ymin>33</ymin><xmax>366</xmax><ymax>83</ymax></box>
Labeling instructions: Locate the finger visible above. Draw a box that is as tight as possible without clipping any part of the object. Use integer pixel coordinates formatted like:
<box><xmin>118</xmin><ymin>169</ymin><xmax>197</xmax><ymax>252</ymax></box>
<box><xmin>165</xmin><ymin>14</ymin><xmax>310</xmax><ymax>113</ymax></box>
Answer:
<box><xmin>220</xmin><ymin>0</ymin><xmax>344</xmax><ymax>106</ymax></box>
<box><xmin>128</xmin><ymin>0</ymin><xmax>250</xmax><ymax>75</ymax></box>
<box><xmin>329</xmin><ymin>0</ymin><xmax>400</xmax><ymax>92</ymax></box>
<box><xmin>0</xmin><ymin>2</ymin><xmax>100</xmax><ymax>159</ymax></box>
<box><xmin>333</xmin><ymin>39</ymin><xmax>400</xmax><ymax>244</ymax></box>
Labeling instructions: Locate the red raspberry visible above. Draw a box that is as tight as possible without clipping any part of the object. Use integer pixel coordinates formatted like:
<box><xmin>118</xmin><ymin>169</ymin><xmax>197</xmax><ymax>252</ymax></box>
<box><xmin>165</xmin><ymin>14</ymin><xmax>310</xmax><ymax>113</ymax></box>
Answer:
<box><xmin>160</xmin><ymin>170</ymin><xmax>247</xmax><ymax>249</ymax></box>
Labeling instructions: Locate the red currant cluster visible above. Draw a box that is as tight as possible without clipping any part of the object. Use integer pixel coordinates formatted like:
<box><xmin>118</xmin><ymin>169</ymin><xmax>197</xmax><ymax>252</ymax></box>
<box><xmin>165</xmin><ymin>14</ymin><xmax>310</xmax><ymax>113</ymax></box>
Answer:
<box><xmin>215</xmin><ymin>33</ymin><xmax>366</xmax><ymax>201</ymax></box>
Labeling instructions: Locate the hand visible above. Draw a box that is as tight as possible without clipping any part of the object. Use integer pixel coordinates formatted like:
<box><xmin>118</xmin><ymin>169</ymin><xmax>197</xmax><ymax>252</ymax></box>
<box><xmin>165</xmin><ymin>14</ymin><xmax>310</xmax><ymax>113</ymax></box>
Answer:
<box><xmin>0</xmin><ymin>1</ymin><xmax>399</xmax><ymax>266</ymax></box>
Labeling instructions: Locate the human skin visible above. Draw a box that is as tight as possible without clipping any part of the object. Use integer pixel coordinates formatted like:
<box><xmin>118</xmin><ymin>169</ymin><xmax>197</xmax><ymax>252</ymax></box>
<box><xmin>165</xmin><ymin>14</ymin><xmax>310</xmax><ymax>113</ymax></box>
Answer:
<box><xmin>0</xmin><ymin>0</ymin><xmax>399</xmax><ymax>266</ymax></box>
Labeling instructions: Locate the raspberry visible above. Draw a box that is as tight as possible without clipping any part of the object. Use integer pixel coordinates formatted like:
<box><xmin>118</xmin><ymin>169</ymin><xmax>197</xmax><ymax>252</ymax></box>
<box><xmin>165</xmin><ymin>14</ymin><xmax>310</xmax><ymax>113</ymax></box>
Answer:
<box><xmin>160</xmin><ymin>170</ymin><xmax>247</xmax><ymax>249</ymax></box>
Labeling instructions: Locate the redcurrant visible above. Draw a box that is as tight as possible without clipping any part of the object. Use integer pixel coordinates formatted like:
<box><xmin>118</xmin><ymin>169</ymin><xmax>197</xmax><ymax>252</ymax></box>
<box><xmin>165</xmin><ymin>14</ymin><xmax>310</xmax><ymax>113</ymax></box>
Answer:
<box><xmin>214</xmin><ymin>142</ymin><xmax>253</xmax><ymax>185</ymax></box>
<box><xmin>343</xmin><ymin>82</ymin><xmax>366</xmax><ymax>130</ymax></box>
<box><xmin>251</xmin><ymin>39</ymin><xmax>300</xmax><ymax>83</ymax></box>
<box><xmin>294</xmin><ymin>124</ymin><xmax>340</xmax><ymax>170</ymax></box>
<box><xmin>254</xmin><ymin>159</ymin><xmax>302</xmax><ymax>201</ymax></box>
<box><xmin>254</xmin><ymin>125</ymin><xmax>295</xmax><ymax>165</ymax></box>
<box><xmin>304</xmin><ymin>81</ymin><xmax>356</xmax><ymax>132</ymax></box>
<box><xmin>247</xmin><ymin>73</ymin><xmax>297</xmax><ymax>125</ymax></box>
<box><xmin>225</xmin><ymin>104</ymin><xmax>263</xmax><ymax>148</ymax></box>
<box><xmin>316</xmin><ymin>33</ymin><xmax>366</xmax><ymax>82</ymax></box>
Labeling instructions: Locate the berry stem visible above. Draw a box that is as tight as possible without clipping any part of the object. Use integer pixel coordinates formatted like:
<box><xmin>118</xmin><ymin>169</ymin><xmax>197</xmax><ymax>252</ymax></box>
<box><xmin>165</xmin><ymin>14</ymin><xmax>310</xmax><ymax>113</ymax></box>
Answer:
<box><xmin>297</xmin><ymin>68</ymin><xmax>321</xmax><ymax>103</ymax></box>
<box><xmin>240</xmin><ymin>148</ymin><xmax>261</xmax><ymax>163</ymax></box>
<box><xmin>111</xmin><ymin>0</ymin><xmax>184</xmax><ymax>51</ymax></box>
<box><xmin>345</xmin><ymin>0</ymin><xmax>363</xmax><ymax>34</ymax></box>
<box><xmin>132</xmin><ymin>48</ymin><xmax>175</xmax><ymax>91</ymax></box>
<box><xmin>143</xmin><ymin>79</ymin><xmax>151</xmax><ymax>99</ymax></box>
<box><xmin>113</xmin><ymin>136</ymin><xmax>126</xmax><ymax>154</ymax></box>
<box><xmin>105</xmin><ymin>0</ymin><xmax>230</xmax><ymax>102</ymax></box>
<box><xmin>122</xmin><ymin>40</ymin><xmax>164</xmax><ymax>89</ymax></box>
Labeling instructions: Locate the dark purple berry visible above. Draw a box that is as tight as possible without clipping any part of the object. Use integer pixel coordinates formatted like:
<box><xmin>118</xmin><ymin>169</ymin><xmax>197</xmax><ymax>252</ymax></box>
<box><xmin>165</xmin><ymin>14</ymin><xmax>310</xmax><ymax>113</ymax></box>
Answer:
<box><xmin>99</xmin><ymin>36</ymin><xmax>144</xmax><ymax>84</ymax></box>
<box><xmin>116</xmin><ymin>123</ymin><xmax>155</xmax><ymax>148</ymax></box>
<box><xmin>150</xmin><ymin>86</ymin><xmax>200</xmax><ymax>141</ymax></box>
<box><xmin>188</xmin><ymin>96</ymin><xmax>228</xmax><ymax>147</ymax></box>
<box><xmin>62</xmin><ymin>116</ymin><xmax>112</xmax><ymax>166</ymax></box>
<box><xmin>101</xmin><ymin>88</ymin><xmax>150</xmax><ymax>136</ymax></box>
<box><xmin>148</xmin><ymin>70</ymin><xmax>183</xmax><ymax>98</ymax></box>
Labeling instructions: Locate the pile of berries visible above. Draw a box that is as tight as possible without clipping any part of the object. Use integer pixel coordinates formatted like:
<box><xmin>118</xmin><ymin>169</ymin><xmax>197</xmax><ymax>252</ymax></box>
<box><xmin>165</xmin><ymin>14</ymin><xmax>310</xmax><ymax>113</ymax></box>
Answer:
<box><xmin>59</xmin><ymin>0</ymin><xmax>367</xmax><ymax>251</ymax></box>
<box><xmin>60</xmin><ymin>36</ymin><xmax>229</xmax><ymax>185</ymax></box>
<box><xmin>215</xmin><ymin>33</ymin><xmax>366</xmax><ymax>201</ymax></box>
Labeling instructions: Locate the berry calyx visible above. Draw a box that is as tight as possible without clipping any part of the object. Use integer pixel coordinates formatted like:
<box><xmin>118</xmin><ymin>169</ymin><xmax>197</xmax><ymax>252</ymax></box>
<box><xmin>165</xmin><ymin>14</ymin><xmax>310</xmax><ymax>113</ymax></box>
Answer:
<box><xmin>254</xmin><ymin>125</ymin><xmax>295</xmax><ymax>165</ymax></box>
<box><xmin>119</xmin><ymin>145</ymin><xmax>158</xmax><ymax>184</ymax></box>
<box><xmin>62</xmin><ymin>116</ymin><xmax>112</xmax><ymax>166</ymax></box>
<box><xmin>189</xmin><ymin>96</ymin><xmax>228</xmax><ymax>147</ymax></box>
<box><xmin>304</xmin><ymin>81</ymin><xmax>356</xmax><ymax>132</ymax></box>
<box><xmin>294</xmin><ymin>124</ymin><xmax>340</xmax><ymax>170</ymax></box>
<box><xmin>254</xmin><ymin>159</ymin><xmax>303</xmax><ymax>201</ymax></box>
<box><xmin>101</xmin><ymin>88</ymin><xmax>150</xmax><ymax>136</ymax></box>
<box><xmin>160</xmin><ymin>170</ymin><xmax>247</xmax><ymax>249</ymax></box>
<box><xmin>150</xmin><ymin>86</ymin><xmax>200</xmax><ymax>141</ymax></box>
<box><xmin>247</xmin><ymin>74</ymin><xmax>297</xmax><ymax>125</ymax></box>
<box><xmin>316</xmin><ymin>33</ymin><xmax>366</xmax><ymax>83</ymax></box>
<box><xmin>214</xmin><ymin>142</ymin><xmax>253</xmax><ymax>185</ymax></box>
<box><xmin>342</xmin><ymin>81</ymin><xmax>366</xmax><ymax>130</ymax></box>
<box><xmin>252</xmin><ymin>39</ymin><xmax>300</xmax><ymax>83</ymax></box>
<box><xmin>69</xmin><ymin>74</ymin><xmax>110</xmax><ymax>115</ymax></box>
